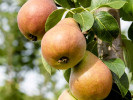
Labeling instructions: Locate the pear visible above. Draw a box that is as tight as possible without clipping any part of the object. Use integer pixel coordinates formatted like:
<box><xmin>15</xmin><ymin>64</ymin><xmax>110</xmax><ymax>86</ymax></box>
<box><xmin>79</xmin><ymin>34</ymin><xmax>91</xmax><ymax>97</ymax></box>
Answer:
<box><xmin>58</xmin><ymin>89</ymin><xmax>77</xmax><ymax>100</ymax></box>
<box><xmin>69</xmin><ymin>51</ymin><xmax>112</xmax><ymax>100</ymax></box>
<box><xmin>41</xmin><ymin>18</ymin><xmax>86</xmax><ymax>70</ymax></box>
<box><xmin>17</xmin><ymin>0</ymin><xmax>57</xmax><ymax>41</ymax></box>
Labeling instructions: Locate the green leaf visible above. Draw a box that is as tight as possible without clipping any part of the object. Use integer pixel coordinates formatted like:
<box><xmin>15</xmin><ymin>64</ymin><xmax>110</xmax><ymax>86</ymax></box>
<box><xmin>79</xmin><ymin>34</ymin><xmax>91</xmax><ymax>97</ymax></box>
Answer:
<box><xmin>73</xmin><ymin>11</ymin><xmax>94</xmax><ymax>32</ymax></box>
<box><xmin>65</xmin><ymin>7</ymin><xmax>85</xmax><ymax>18</ymax></box>
<box><xmin>122</xmin><ymin>38</ymin><xmax>133</xmax><ymax>77</ymax></box>
<box><xmin>63</xmin><ymin>68</ymin><xmax>71</xmax><ymax>83</ymax></box>
<box><xmin>86</xmin><ymin>30</ymin><xmax>95</xmax><ymax>43</ymax></box>
<box><xmin>45</xmin><ymin>9</ymin><xmax>66</xmax><ymax>32</ymax></box>
<box><xmin>103</xmin><ymin>58</ymin><xmax>125</xmax><ymax>78</ymax></box>
<box><xmin>90</xmin><ymin>0</ymin><xmax>126</xmax><ymax>11</ymax></box>
<box><xmin>128</xmin><ymin>22</ymin><xmax>133</xmax><ymax>41</ymax></box>
<box><xmin>112</xmin><ymin>73</ymin><xmax>129</xmax><ymax>97</ymax></box>
<box><xmin>87</xmin><ymin>40</ymin><xmax>98</xmax><ymax>57</ymax></box>
<box><xmin>105</xmin><ymin>1</ymin><xmax>126</xmax><ymax>9</ymax></box>
<box><xmin>120</xmin><ymin>8</ymin><xmax>133</xmax><ymax>21</ymax></box>
<box><xmin>120</xmin><ymin>0</ymin><xmax>133</xmax><ymax>21</ymax></box>
<box><xmin>71</xmin><ymin>0</ymin><xmax>80</xmax><ymax>8</ymax></box>
<box><xmin>104</xmin><ymin>83</ymin><xmax>131</xmax><ymax>100</ymax></box>
<box><xmin>77</xmin><ymin>0</ymin><xmax>91</xmax><ymax>7</ymax></box>
<box><xmin>92</xmin><ymin>11</ymin><xmax>119</xmax><ymax>42</ymax></box>
<box><xmin>54</xmin><ymin>0</ymin><xmax>75</xmax><ymax>9</ymax></box>
<box><xmin>41</xmin><ymin>54</ymin><xmax>52</xmax><ymax>75</ymax></box>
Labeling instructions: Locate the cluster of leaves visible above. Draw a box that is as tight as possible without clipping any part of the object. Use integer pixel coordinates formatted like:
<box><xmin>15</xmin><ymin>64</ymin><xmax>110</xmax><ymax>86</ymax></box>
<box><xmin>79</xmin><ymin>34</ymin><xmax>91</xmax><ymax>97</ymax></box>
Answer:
<box><xmin>42</xmin><ymin>0</ymin><xmax>133</xmax><ymax>100</ymax></box>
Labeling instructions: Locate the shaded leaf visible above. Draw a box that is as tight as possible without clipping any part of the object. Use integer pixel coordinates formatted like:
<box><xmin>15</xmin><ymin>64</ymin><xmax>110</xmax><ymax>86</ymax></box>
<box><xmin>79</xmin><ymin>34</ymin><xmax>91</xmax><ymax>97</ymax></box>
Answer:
<box><xmin>128</xmin><ymin>22</ymin><xmax>133</xmax><ymax>41</ymax></box>
<box><xmin>120</xmin><ymin>0</ymin><xmax>133</xmax><ymax>21</ymax></box>
<box><xmin>104</xmin><ymin>83</ymin><xmax>131</xmax><ymax>100</ymax></box>
<box><xmin>77</xmin><ymin>0</ymin><xmax>91</xmax><ymax>7</ymax></box>
<box><xmin>45</xmin><ymin>9</ymin><xmax>66</xmax><ymax>32</ymax></box>
<box><xmin>73</xmin><ymin>11</ymin><xmax>94</xmax><ymax>32</ymax></box>
<box><xmin>86</xmin><ymin>30</ymin><xmax>95</xmax><ymax>43</ymax></box>
<box><xmin>92</xmin><ymin>11</ymin><xmax>119</xmax><ymax>42</ymax></box>
<box><xmin>120</xmin><ymin>8</ymin><xmax>133</xmax><ymax>21</ymax></box>
<box><xmin>87</xmin><ymin>40</ymin><xmax>98</xmax><ymax>57</ymax></box>
<box><xmin>122</xmin><ymin>38</ymin><xmax>133</xmax><ymax>78</ymax></box>
<box><xmin>54</xmin><ymin>0</ymin><xmax>75</xmax><ymax>9</ymax></box>
<box><xmin>113</xmin><ymin>73</ymin><xmax>129</xmax><ymax>97</ymax></box>
<box><xmin>41</xmin><ymin>54</ymin><xmax>52</xmax><ymax>74</ymax></box>
<box><xmin>71</xmin><ymin>0</ymin><xmax>80</xmax><ymax>8</ymax></box>
<box><xmin>63</xmin><ymin>68</ymin><xmax>71</xmax><ymax>83</ymax></box>
<box><xmin>103</xmin><ymin>58</ymin><xmax>125</xmax><ymax>78</ymax></box>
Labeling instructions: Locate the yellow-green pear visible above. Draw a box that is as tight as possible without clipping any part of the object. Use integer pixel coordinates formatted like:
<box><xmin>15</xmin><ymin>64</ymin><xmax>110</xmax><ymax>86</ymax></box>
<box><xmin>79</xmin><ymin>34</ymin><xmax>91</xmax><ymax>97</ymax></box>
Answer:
<box><xmin>69</xmin><ymin>51</ymin><xmax>112</xmax><ymax>100</ymax></box>
<box><xmin>17</xmin><ymin>0</ymin><xmax>57</xmax><ymax>41</ymax></box>
<box><xmin>41</xmin><ymin>18</ymin><xmax>86</xmax><ymax>70</ymax></box>
<box><xmin>58</xmin><ymin>89</ymin><xmax>77</xmax><ymax>100</ymax></box>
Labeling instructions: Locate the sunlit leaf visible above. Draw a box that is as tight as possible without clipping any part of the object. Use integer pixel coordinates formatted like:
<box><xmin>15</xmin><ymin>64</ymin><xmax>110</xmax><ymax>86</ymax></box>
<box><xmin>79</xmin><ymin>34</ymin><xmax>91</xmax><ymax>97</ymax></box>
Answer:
<box><xmin>90</xmin><ymin>0</ymin><xmax>126</xmax><ymax>12</ymax></box>
<box><xmin>103</xmin><ymin>58</ymin><xmax>125</xmax><ymax>78</ymax></box>
<box><xmin>45</xmin><ymin>9</ymin><xmax>66</xmax><ymax>32</ymax></box>
<box><xmin>73</xmin><ymin>11</ymin><xmax>94</xmax><ymax>32</ymax></box>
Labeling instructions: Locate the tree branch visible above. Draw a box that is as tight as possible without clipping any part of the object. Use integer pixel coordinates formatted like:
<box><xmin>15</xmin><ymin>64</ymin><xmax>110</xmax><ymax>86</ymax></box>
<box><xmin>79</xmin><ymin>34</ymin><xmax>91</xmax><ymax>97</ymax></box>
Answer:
<box><xmin>95</xmin><ymin>7</ymin><xmax>123</xmax><ymax>60</ymax></box>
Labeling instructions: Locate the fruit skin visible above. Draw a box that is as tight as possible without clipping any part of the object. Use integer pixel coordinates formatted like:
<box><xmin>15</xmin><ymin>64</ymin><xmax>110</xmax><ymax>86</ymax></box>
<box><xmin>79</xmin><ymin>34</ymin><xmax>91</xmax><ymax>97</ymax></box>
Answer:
<box><xmin>69</xmin><ymin>51</ymin><xmax>112</xmax><ymax>100</ymax></box>
<box><xmin>17</xmin><ymin>0</ymin><xmax>57</xmax><ymax>41</ymax></box>
<box><xmin>41</xmin><ymin>18</ymin><xmax>86</xmax><ymax>70</ymax></box>
<box><xmin>58</xmin><ymin>89</ymin><xmax>76</xmax><ymax>100</ymax></box>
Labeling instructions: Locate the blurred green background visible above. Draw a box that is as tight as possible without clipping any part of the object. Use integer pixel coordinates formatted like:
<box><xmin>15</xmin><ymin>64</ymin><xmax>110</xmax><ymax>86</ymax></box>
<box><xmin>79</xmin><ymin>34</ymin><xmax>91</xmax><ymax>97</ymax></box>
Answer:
<box><xmin>0</xmin><ymin>0</ymin><xmax>68</xmax><ymax>100</ymax></box>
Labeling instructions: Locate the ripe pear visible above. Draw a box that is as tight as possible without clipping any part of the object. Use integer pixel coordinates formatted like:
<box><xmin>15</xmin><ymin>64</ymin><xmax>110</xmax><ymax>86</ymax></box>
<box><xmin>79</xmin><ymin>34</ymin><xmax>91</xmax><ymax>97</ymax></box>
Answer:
<box><xmin>69</xmin><ymin>51</ymin><xmax>112</xmax><ymax>100</ymax></box>
<box><xmin>41</xmin><ymin>18</ymin><xmax>86</xmax><ymax>70</ymax></box>
<box><xmin>58</xmin><ymin>89</ymin><xmax>77</xmax><ymax>100</ymax></box>
<box><xmin>17</xmin><ymin>0</ymin><xmax>57</xmax><ymax>41</ymax></box>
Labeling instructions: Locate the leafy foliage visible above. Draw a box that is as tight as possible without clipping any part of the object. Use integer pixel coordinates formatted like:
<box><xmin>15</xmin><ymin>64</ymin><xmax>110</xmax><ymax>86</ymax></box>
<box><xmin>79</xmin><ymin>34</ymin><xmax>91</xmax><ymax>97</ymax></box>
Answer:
<box><xmin>104</xmin><ymin>59</ymin><xmax>129</xmax><ymax>97</ymax></box>
<box><xmin>120</xmin><ymin>0</ymin><xmax>133</xmax><ymax>21</ymax></box>
<box><xmin>92</xmin><ymin>11</ymin><xmax>120</xmax><ymax>42</ymax></box>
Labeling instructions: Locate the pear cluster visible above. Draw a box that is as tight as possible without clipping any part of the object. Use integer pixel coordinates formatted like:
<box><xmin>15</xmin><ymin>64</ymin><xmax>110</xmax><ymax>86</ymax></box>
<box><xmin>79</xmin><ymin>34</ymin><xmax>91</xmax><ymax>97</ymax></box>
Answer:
<box><xmin>17</xmin><ymin>1</ymin><xmax>112</xmax><ymax>100</ymax></box>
